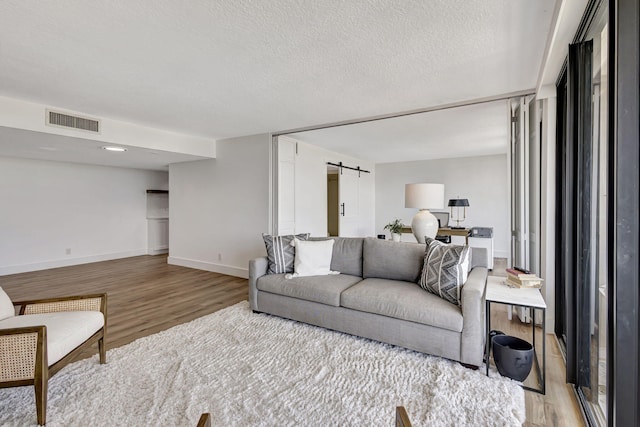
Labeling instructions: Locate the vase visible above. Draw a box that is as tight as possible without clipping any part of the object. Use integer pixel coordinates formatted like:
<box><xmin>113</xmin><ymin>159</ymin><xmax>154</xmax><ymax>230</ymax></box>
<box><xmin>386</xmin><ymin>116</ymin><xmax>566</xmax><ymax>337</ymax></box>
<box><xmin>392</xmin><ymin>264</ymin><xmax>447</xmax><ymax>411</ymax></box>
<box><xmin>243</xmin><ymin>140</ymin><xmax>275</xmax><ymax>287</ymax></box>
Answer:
<box><xmin>492</xmin><ymin>335</ymin><xmax>534</xmax><ymax>382</ymax></box>
<box><xmin>391</xmin><ymin>233</ymin><xmax>401</xmax><ymax>242</ymax></box>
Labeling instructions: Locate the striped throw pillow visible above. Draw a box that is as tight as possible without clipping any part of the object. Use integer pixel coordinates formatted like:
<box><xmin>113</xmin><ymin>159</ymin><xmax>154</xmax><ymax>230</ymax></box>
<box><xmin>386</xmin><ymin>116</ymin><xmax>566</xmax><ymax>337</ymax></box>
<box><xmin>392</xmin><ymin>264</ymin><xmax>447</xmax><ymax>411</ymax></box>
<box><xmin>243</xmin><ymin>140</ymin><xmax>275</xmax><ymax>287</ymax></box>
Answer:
<box><xmin>262</xmin><ymin>233</ymin><xmax>310</xmax><ymax>274</ymax></box>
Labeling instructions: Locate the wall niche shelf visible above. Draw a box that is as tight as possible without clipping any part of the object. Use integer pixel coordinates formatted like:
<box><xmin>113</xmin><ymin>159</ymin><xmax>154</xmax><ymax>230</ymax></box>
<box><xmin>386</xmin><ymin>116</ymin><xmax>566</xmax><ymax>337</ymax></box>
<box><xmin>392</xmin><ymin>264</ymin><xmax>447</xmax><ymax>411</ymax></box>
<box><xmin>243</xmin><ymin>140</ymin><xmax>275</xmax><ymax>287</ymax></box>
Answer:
<box><xmin>146</xmin><ymin>190</ymin><xmax>169</xmax><ymax>254</ymax></box>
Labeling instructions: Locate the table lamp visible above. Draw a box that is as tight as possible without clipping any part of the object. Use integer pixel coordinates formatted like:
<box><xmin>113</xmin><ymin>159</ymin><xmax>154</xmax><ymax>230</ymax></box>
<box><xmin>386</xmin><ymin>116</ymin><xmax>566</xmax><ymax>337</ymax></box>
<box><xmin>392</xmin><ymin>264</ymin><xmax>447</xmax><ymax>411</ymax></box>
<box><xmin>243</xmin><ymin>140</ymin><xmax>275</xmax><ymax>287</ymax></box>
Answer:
<box><xmin>405</xmin><ymin>183</ymin><xmax>445</xmax><ymax>243</ymax></box>
<box><xmin>448</xmin><ymin>198</ymin><xmax>469</xmax><ymax>229</ymax></box>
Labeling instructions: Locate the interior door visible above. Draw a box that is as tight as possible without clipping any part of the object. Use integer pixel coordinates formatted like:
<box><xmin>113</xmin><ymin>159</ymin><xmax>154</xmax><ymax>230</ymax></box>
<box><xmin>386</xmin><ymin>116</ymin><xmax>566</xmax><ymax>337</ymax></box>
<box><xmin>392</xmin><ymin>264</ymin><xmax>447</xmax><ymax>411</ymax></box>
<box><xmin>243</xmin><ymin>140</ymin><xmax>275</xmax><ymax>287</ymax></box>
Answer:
<box><xmin>338</xmin><ymin>167</ymin><xmax>359</xmax><ymax>237</ymax></box>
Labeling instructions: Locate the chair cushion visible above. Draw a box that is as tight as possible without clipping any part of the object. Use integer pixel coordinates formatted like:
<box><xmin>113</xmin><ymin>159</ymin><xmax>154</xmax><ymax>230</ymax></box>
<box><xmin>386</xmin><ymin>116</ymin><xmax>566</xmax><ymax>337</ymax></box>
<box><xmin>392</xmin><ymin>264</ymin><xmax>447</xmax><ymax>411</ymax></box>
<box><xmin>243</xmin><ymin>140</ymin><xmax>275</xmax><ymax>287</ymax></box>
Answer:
<box><xmin>340</xmin><ymin>278</ymin><xmax>463</xmax><ymax>332</ymax></box>
<box><xmin>362</xmin><ymin>238</ymin><xmax>426</xmax><ymax>282</ymax></box>
<box><xmin>0</xmin><ymin>287</ymin><xmax>14</xmax><ymax>321</ymax></box>
<box><xmin>0</xmin><ymin>311</ymin><xmax>104</xmax><ymax>366</ymax></box>
<box><xmin>257</xmin><ymin>273</ymin><xmax>362</xmax><ymax>307</ymax></box>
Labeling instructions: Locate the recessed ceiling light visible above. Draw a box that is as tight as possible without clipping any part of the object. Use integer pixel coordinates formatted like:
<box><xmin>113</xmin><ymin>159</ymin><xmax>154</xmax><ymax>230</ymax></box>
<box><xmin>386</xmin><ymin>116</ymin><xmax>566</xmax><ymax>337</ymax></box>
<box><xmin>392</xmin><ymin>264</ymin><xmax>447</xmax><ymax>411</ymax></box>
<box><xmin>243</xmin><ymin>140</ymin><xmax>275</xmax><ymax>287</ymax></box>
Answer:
<box><xmin>102</xmin><ymin>146</ymin><xmax>127</xmax><ymax>152</ymax></box>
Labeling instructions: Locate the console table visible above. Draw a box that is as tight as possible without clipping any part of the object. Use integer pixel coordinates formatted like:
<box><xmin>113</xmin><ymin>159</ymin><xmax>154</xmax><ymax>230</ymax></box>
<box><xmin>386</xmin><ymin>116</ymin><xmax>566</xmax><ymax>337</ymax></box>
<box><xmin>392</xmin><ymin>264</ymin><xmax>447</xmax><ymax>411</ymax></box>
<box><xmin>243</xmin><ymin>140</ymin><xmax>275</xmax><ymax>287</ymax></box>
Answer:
<box><xmin>437</xmin><ymin>227</ymin><xmax>470</xmax><ymax>244</ymax></box>
<box><xmin>485</xmin><ymin>276</ymin><xmax>546</xmax><ymax>394</ymax></box>
<box><xmin>400</xmin><ymin>226</ymin><xmax>470</xmax><ymax>244</ymax></box>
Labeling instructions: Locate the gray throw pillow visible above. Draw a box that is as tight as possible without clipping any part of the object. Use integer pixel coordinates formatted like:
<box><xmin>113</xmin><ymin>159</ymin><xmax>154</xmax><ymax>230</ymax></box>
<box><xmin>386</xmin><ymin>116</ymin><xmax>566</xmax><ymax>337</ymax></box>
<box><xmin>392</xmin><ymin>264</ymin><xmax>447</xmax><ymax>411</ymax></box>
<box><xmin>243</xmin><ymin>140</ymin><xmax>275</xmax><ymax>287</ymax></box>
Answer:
<box><xmin>419</xmin><ymin>237</ymin><xmax>470</xmax><ymax>306</ymax></box>
<box><xmin>262</xmin><ymin>233</ymin><xmax>310</xmax><ymax>274</ymax></box>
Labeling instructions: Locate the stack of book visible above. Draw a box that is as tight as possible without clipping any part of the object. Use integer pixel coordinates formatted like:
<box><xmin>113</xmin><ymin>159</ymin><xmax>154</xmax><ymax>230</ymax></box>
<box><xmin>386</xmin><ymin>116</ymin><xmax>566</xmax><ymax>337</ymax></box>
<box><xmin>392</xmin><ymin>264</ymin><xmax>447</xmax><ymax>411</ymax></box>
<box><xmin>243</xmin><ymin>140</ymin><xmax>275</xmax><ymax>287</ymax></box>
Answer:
<box><xmin>505</xmin><ymin>268</ymin><xmax>543</xmax><ymax>288</ymax></box>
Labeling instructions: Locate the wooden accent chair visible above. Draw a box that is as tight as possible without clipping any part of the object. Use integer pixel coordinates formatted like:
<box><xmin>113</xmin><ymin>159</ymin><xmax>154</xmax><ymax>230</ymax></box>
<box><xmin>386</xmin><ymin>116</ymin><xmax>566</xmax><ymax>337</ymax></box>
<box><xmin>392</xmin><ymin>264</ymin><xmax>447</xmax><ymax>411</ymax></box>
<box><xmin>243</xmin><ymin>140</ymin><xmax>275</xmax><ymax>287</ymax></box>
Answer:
<box><xmin>396</xmin><ymin>406</ymin><xmax>413</xmax><ymax>427</ymax></box>
<box><xmin>0</xmin><ymin>288</ymin><xmax>107</xmax><ymax>425</ymax></box>
<box><xmin>197</xmin><ymin>413</ymin><xmax>212</xmax><ymax>427</ymax></box>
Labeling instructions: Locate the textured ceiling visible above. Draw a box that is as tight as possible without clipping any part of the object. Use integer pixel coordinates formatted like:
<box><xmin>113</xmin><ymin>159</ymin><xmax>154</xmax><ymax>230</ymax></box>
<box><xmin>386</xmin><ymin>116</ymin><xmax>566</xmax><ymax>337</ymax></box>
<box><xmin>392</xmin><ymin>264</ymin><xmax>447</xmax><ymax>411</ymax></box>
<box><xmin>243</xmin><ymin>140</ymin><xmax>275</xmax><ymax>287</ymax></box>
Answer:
<box><xmin>289</xmin><ymin>100</ymin><xmax>510</xmax><ymax>163</ymax></box>
<box><xmin>0</xmin><ymin>0</ymin><xmax>555</xmax><ymax>143</ymax></box>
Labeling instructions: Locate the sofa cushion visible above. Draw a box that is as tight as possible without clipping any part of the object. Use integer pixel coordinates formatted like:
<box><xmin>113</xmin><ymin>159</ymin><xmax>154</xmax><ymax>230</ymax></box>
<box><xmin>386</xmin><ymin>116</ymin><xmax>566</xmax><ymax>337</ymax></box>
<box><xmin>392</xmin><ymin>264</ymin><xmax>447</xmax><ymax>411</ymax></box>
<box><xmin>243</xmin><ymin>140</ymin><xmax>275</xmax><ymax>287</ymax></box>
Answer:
<box><xmin>362</xmin><ymin>238</ymin><xmax>426</xmax><ymax>282</ymax></box>
<box><xmin>0</xmin><ymin>287</ymin><xmax>14</xmax><ymax>321</ymax></box>
<box><xmin>340</xmin><ymin>278</ymin><xmax>463</xmax><ymax>332</ymax></box>
<box><xmin>262</xmin><ymin>233</ymin><xmax>310</xmax><ymax>274</ymax></box>
<box><xmin>419</xmin><ymin>237</ymin><xmax>470</xmax><ymax>306</ymax></box>
<box><xmin>309</xmin><ymin>237</ymin><xmax>363</xmax><ymax>277</ymax></box>
<box><xmin>0</xmin><ymin>311</ymin><xmax>104</xmax><ymax>366</ymax></box>
<box><xmin>257</xmin><ymin>274</ymin><xmax>362</xmax><ymax>307</ymax></box>
<box><xmin>293</xmin><ymin>238</ymin><xmax>335</xmax><ymax>276</ymax></box>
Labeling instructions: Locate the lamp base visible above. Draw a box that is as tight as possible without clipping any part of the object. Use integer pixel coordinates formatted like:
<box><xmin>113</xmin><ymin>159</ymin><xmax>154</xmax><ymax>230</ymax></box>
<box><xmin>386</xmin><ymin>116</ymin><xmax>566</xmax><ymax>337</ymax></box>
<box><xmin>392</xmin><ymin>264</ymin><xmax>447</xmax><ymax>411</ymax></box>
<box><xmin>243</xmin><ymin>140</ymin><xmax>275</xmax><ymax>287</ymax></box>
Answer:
<box><xmin>411</xmin><ymin>209</ymin><xmax>439</xmax><ymax>244</ymax></box>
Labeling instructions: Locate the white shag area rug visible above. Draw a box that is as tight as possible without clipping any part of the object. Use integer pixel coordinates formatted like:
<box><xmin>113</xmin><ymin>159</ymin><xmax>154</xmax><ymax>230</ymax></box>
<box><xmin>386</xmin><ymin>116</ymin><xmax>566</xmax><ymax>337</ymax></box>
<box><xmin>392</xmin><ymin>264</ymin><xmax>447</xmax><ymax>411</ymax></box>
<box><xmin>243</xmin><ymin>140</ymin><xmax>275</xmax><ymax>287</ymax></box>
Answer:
<box><xmin>0</xmin><ymin>301</ymin><xmax>525</xmax><ymax>426</ymax></box>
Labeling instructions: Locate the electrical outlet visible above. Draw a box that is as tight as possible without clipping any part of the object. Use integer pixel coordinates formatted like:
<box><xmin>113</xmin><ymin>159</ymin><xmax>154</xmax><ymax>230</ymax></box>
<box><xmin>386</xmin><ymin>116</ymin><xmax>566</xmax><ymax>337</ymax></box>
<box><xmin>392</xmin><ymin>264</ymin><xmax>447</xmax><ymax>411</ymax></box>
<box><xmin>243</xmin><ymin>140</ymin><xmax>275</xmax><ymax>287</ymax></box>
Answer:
<box><xmin>65</xmin><ymin>248</ymin><xmax>71</xmax><ymax>255</ymax></box>
<box><xmin>217</xmin><ymin>253</ymin><xmax>222</xmax><ymax>261</ymax></box>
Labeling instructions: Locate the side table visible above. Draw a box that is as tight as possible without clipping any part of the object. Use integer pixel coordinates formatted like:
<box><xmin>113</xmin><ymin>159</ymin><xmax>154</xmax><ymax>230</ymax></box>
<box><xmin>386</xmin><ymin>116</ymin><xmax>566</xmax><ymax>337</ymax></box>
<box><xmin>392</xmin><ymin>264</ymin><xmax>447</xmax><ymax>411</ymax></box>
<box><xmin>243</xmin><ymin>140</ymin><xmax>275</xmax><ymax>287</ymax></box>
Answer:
<box><xmin>485</xmin><ymin>276</ymin><xmax>546</xmax><ymax>394</ymax></box>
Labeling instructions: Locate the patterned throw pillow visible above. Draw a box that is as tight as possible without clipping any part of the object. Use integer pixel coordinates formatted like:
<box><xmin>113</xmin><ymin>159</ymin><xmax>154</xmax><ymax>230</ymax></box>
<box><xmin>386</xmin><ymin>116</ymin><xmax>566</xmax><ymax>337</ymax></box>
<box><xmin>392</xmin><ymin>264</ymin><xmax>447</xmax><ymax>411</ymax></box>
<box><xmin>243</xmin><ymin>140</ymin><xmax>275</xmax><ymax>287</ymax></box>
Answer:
<box><xmin>419</xmin><ymin>237</ymin><xmax>470</xmax><ymax>306</ymax></box>
<box><xmin>262</xmin><ymin>233</ymin><xmax>310</xmax><ymax>274</ymax></box>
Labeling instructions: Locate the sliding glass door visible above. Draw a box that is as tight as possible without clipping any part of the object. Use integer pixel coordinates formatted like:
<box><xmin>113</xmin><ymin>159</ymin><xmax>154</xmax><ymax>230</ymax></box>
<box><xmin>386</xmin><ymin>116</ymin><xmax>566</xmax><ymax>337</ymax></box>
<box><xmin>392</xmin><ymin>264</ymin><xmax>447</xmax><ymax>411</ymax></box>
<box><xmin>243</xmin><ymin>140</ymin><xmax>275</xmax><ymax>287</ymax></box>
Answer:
<box><xmin>555</xmin><ymin>1</ymin><xmax>609</xmax><ymax>424</ymax></box>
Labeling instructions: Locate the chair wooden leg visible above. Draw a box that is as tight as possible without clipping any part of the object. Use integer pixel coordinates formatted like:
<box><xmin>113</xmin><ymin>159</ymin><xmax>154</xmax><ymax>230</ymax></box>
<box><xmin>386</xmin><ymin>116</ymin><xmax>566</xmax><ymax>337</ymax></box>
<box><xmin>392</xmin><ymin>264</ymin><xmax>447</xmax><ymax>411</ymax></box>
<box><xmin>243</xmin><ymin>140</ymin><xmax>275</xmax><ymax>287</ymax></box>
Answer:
<box><xmin>98</xmin><ymin>335</ymin><xmax>106</xmax><ymax>364</ymax></box>
<box><xmin>35</xmin><ymin>373</ymin><xmax>48</xmax><ymax>425</ymax></box>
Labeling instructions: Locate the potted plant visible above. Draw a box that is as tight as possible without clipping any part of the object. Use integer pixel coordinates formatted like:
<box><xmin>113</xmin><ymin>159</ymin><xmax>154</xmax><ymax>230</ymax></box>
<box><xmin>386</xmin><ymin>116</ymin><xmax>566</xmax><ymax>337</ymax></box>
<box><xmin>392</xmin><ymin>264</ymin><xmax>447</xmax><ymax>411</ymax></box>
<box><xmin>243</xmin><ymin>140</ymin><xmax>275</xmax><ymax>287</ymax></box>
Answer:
<box><xmin>384</xmin><ymin>219</ymin><xmax>404</xmax><ymax>242</ymax></box>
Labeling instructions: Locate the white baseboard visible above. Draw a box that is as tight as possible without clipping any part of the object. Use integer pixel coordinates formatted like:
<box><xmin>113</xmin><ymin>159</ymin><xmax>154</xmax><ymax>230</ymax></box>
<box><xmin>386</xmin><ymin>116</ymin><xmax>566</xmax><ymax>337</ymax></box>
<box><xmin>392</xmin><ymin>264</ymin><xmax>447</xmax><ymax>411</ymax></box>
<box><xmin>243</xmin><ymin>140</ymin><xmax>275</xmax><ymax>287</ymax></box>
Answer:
<box><xmin>0</xmin><ymin>249</ymin><xmax>148</xmax><ymax>276</ymax></box>
<box><xmin>167</xmin><ymin>256</ymin><xmax>248</xmax><ymax>279</ymax></box>
<box><xmin>493</xmin><ymin>250</ymin><xmax>509</xmax><ymax>259</ymax></box>
<box><xmin>147</xmin><ymin>248</ymin><xmax>169</xmax><ymax>255</ymax></box>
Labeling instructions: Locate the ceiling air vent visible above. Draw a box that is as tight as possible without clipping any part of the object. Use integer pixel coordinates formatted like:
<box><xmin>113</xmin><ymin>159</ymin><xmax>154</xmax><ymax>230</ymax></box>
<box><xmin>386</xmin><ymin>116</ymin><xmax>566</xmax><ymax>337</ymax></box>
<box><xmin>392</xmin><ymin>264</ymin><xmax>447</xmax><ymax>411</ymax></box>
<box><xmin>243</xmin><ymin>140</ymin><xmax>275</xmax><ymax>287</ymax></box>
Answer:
<box><xmin>46</xmin><ymin>110</ymin><xmax>100</xmax><ymax>133</ymax></box>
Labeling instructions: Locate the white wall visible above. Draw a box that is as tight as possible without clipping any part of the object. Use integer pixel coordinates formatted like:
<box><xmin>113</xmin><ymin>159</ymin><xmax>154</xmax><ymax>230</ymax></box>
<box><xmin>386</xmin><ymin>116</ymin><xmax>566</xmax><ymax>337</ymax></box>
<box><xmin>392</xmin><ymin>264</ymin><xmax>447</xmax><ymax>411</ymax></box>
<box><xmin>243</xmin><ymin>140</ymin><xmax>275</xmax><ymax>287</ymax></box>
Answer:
<box><xmin>0</xmin><ymin>156</ymin><xmax>168</xmax><ymax>275</ymax></box>
<box><xmin>168</xmin><ymin>133</ymin><xmax>271</xmax><ymax>278</ymax></box>
<box><xmin>375</xmin><ymin>154</ymin><xmax>510</xmax><ymax>258</ymax></box>
<box><xmin>281</xmin><ymin>136</ymin><xmax>375</xmax><ymax>237</ymax></box>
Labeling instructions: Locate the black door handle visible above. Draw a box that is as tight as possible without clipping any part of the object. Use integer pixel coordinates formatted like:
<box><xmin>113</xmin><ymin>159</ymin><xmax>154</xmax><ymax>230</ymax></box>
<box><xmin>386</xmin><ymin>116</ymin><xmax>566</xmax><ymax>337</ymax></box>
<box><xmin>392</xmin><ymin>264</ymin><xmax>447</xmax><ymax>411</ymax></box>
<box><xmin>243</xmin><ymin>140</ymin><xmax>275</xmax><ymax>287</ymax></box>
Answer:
<box><xmin>340</xmin><ymin>203</ymin><xmax>345</xmax><ymax>216</ymax></box>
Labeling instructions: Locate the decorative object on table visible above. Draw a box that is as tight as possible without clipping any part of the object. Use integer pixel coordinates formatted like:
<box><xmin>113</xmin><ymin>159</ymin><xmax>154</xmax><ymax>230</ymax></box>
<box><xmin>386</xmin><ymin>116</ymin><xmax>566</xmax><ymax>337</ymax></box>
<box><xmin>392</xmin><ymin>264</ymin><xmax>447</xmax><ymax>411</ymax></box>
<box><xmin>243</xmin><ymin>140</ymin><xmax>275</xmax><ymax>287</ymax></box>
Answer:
<box><xmin>505</xmin><ymin>267</ymin><xmax>543</xmax><ymax>288</ymax></box>
<box><xmin>0</xmin><ymin>301</ymin><xmax>525</xmax><ymax>426</ymax></box>
<box><xmin>492</xmin><ymin>335</ymin><xmax>534</xmax><ymax>382</ymax></box>
<box><xmin>404</xmin><ymin>183</ymin><xmax>445</xmax><ymax>243</ymax></box>
<box><xmin>377</xmin><ymin>234</ymin><xmax>386</xmax><ymax>239</ymax></box>
<box><xmin>384</xmin><ymin>218</ymin><xmax>404</xmax><ymax>242</ymax></box>
<box><xmin>448</xmin><ymin>198</ymin><xmax>470</xmax><ymax>229</ymax></box>
<box><xmin>432</xmin><ymin>211</ymin><xmax>449</xmax><ymax>229</ymax></box>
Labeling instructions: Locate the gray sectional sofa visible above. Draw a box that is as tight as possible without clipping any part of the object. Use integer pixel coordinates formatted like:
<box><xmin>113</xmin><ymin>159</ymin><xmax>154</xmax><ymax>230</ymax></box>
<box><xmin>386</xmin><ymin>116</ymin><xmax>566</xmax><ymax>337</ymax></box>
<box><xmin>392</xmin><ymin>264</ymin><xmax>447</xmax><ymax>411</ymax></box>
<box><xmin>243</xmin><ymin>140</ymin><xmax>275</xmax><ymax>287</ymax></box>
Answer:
<box><xmin>249</xmin><ymin>237</ymin><xmax>489</xmax><ymax>367</ymax></box>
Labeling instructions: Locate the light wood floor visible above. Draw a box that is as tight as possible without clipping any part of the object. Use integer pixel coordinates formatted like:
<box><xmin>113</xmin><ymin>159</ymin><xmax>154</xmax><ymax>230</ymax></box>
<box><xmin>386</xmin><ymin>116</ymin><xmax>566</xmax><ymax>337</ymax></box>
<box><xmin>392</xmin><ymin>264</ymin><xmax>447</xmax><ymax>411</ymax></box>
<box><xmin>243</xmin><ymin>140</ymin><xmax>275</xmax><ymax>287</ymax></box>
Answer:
<box><xmin>1</xmin><ymin>255</ymin><xmax>584</xmax><ymax>426</ymax></box>
<box><xmin>491</xmin><ymin>259</ymin><xmax>585</xmax><ymax>427</ymax></box>
<box><xmin>0</xmin><ymin>255</ymin><xmax>248</xmax><ymax>358</ymax></box>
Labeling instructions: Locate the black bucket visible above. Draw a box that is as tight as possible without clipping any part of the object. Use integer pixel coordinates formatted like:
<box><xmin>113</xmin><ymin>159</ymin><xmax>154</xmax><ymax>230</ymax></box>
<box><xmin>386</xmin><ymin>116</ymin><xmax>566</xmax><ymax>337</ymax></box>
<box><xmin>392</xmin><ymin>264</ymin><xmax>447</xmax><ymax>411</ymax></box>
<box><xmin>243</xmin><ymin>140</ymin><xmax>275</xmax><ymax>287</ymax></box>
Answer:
<box><xmin>492</xmin><ymin>335</ymin><xmax>534</xmax><ymax>382</ymax></box>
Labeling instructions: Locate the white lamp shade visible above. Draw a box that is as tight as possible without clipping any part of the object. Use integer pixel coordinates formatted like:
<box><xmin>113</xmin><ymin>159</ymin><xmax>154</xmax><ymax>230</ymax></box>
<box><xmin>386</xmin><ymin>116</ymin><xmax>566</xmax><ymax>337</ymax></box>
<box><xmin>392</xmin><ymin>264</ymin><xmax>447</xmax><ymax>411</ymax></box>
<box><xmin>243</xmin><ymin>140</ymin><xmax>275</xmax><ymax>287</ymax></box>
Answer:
<box><xmin>404</xmin><ymin>183</ymin><xmax>445</xmax><ymax>209</ymax></box>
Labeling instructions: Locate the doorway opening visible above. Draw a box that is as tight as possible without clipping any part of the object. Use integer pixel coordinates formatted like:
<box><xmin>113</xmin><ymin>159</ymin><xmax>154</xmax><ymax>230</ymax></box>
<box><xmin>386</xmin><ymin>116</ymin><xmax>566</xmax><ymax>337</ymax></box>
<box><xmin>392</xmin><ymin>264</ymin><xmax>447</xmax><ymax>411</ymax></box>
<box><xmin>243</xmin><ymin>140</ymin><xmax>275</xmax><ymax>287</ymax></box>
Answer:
<box><xmin>327</xmin><ymin>165</ymin><xmax>339</xmax><ymax>236</ymax></box>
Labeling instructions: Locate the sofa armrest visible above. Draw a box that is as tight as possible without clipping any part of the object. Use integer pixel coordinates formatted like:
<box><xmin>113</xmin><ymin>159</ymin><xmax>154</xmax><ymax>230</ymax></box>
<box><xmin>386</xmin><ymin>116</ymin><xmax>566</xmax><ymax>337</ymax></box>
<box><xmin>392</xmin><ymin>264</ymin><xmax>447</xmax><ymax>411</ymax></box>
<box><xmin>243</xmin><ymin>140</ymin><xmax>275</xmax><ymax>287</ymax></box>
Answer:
<box><xmin>469</xmin><ymin>247</ymin><xmax>488</xmax><ymax>269</ymax></box>
<box><xmin>460</xmin><ymin>266</ymin><xmax>488</xmax><ymax>366</ymax></box>
<box><xmin>248</xmin><ymin>257</ymin><xmax>269</xmax><ymax>311</ymax></box>
<box><xmin>0</xmin><ymin>325</ymin><xmax>46</xmax><ymax>383</ymax></box>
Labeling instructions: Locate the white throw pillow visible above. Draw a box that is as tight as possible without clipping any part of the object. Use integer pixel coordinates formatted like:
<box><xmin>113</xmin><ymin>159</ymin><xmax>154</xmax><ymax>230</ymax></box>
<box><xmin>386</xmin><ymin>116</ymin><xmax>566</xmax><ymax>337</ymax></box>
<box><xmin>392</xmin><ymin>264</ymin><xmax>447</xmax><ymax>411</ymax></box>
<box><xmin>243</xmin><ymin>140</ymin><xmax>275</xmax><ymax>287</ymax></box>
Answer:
<box><xmin>292</xmin><ymin>238</ymin><xmax>336</xmax><ymax>277</ymax></box>
<box><xmin>0</xmin><ymin>286</ymin><xmax>15</xmax><ymax>321</ymax></box>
